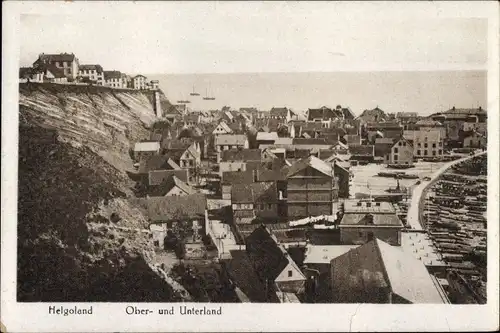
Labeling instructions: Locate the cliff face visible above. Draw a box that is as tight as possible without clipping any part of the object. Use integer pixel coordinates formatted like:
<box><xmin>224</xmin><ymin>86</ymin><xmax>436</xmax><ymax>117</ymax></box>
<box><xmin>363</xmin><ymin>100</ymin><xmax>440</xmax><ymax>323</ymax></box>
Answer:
<box><xmin>17</xmin><ymin>83</ymin><xmax>180</xmax><ymax>301</ymax></box>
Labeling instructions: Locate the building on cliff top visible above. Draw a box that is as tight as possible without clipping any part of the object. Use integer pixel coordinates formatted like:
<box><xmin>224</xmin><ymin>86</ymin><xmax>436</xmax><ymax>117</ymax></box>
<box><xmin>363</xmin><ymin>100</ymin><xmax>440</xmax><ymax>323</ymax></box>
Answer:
<box><xmin>33</xmin><ymin>53</ymin><xmax>80</xmax><ymax>80</ymax></box>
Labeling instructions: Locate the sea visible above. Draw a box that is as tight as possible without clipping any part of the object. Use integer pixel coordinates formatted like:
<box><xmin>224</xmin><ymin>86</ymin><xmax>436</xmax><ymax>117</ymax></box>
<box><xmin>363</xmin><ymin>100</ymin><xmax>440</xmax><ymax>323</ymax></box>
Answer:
<box><xmin>148</xmin><ymin>71</ymin><xmax>487</xmax><ymax>116</ymax></box>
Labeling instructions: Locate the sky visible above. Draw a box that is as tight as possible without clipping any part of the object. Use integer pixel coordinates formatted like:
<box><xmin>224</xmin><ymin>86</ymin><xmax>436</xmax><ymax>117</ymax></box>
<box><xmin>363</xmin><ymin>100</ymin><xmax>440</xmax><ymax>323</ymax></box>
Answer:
<box><xmin>19</xmin><ymin>2</ymin><xmax>488</xmax><ymax>75</ymax></box>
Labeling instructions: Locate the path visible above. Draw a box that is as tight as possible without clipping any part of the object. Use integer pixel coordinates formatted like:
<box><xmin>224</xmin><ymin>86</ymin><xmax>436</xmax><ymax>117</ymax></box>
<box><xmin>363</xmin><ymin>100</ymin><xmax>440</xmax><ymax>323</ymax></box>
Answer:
<box><xmin>206</xmin><ymin>219</ymin><xmax>244</xmax><ymax>259</ymax></box>
<box><xmin>406</xmin><ymin>151</ymin><xmax>486</xmax><ymax>231</ymax></box>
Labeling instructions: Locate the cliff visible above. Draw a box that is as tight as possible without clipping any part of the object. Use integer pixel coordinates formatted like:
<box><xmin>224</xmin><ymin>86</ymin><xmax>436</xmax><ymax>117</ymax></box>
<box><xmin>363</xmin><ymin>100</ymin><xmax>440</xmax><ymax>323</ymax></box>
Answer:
<box><xmin>17</xmin><ymin>83</ymin><xmax>182</xmax><ymax>301</ymax></box>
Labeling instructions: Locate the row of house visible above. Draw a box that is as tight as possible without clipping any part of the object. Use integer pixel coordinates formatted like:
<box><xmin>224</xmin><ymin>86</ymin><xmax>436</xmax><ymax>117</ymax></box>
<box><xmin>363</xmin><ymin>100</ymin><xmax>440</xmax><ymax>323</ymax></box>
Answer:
<box><xmin>19</xmin><ymin>52</ymin><xmax>159</xmax><ymax>90</ymax></box>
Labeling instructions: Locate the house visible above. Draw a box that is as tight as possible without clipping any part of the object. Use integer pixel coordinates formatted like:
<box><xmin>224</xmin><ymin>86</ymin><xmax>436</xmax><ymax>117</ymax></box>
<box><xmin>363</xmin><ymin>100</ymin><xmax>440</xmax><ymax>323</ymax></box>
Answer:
<box><xmin>339</xmin><ymin>200</ymin><xmax>404</xmax><ymax>246</ymax></box>
<box><xmin>330</xmin><ymin>238</ymin><xmax>448</xmax><ymax>303</ymax></box>
<box><xmin>348</xmin><ymin>145</ymin><xmax>375</xmax><ymax>162</ymax></box>
<box><xmin>138</xmin><ymin>154</ymin><xmax>181</xmax><ymax>174</ymax></box>
<box><xmin>161</xmin><ymin>175</ymin><xmax>196</xmax><ymax>196</ymax></box>
<box><xmin>384</xmin><ymin>137</ymin><xmax>414</xmax><ymax>166</ymax></box>
<box><xmin>138</xmin><ymin>193</ymin><xmax>207</xmax><ymax>247</ymax></box>
<box><xmin>365</xmin><ymin>122</ymin><xmax>403</xmax><ymax>144</ymax></box>
<box><xmin>463</xmin><ymin>130</ymin><xmax>487</xmax><ymax>149</ymax></box>
<box><xmin>374</xmin><ymin>138</ymin><xmax>395</xmax><ymax>159</ymax></box>
<box><xmin>150</xmin><ymin>80</ymin><xmax>160</xmax><ymax>90</ymax></box>
<box><xmin>78</xmin><ymin>65</ymin><xmax>104</xmax><ymax>85</ymax></box>
<box><xmin>219</xmin><ymin>149</ymin><xmax>262</xmax><ymax>176</ymax></box>
<box><xmin>32</xmin><ymin>53</ymin><xmax>80</xmax><ymax>80</ymax></box>
<box><xmin>269</xmin><ymin>107</ymin><xmax>293</xmax><ymax>123</ymax></box>
<box><xmin>256</xmin><ymin>132</ymin><xmax>278</xmax><ymax>147</ymax></box>
<box><xmin>184</xmin><ymin>113</ymin><xmax>201</xmax><ymax>126</ymax></box>
<box><xmin>134</xmin><ymin>141</ymin><xmax>160</xmax><ymax>161</ymax></box>
<box><xmin>307</xmin><ymin>106</ymin><xmax>343</xmax><ymax>123</ymax></box>
<box><xmin>303</xmin><ymin>244</ymin><xmax>359</xmax><ymax>275</ymax></box>
<box><xmin>356</xmin><ymin>106</ymin><xmax>388</xmax><ymax>124</ymax></box>
<box><xmin>212</xmin><ymin>121</ymin><xmax>234</xmax><ymax>136</ymax></box>
<box><xmin>148</xmin><ymin>169</ymin><xmax>189</xmax><ymax>186</ymax></box>
<box><xmin>285</xmin><ymin>156</ymin><xmax>339</xmax><ymax>219</ymax></box>
<box><xmin>163</xmin><ymin>140</ymin><xmax>201</xmax><ymax>184</ymax></box>
<box><xmin>231</xmin><ymin>182</ymin><xmax>278</xmax><ymax>224</ymax></box>
<box><xmin>403</xmin><ymin>127</ymin><xmax>444</xmax><ymax>159</ymax></box>
<box><xmin>214</xmin><ymin>134</ymin><xmax>249</xmax><ymax>162</ymax></box>
<box><xmin>396</xmin><ymin>112</ymin><xmax>419</xmax><ymax>124</ymax></box>
<box><xmin>245</xmin><ymin>225</ymin><xmax>306</xmax><ymax>295</ymax></box>
<box><xmin>104</xmin><ymin>70</ymin><xmax>123</xmax><ymax>88</ymax></box>
<box><xmin>221</xmin><ymin>170</ymin><xmax>254</xmax><ymax>200</ymax></box>
<box><xmin>132</xmin><ymin>74</ymin><xmax>148</xmax><ymax>90</ymax></box>
<box><xmin>30</xmin><ymin>64</ymin><xmax>67</xmax><ymax>83</ymax></box>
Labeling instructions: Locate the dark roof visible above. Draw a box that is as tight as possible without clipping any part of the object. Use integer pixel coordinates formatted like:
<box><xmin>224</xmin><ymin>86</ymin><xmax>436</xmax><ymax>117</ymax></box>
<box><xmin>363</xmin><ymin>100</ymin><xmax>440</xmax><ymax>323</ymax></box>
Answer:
<box><xmin>36</xmin><ymin>53</ymin><xmax>76</xmax><ymax>64</ymax></box>
<box><xmin>357</xmin><ymin>107</ymin><xmax>388</xmax><ymax>123</ymax></box>
<box><xmin>285</xmin><ymin>156</ymin><xmax>333</xmax><ymax>178</ymax></box>
<box><xmin>292</xmin><ymin>138</ymin><xmax>328</xmax><ymax>145</ymax></box>
<box><xmin>162</xmin><ymin>176</ymin><xmax>196</xmax><ymax>195</ymax></box>
<box><xmin>270</xmin><ymin>107</ymin><xmax>289</xmax><ymax>117</ymax></box>
<box><xmin>221</xmin><ymin>170</ymin><xmax>254</xmax><ymax>185</ymax></box>
<box><xmin>339</xmin><ymin>213</ymin><xmax>403</xmax><ymax>226</ymax></box>
<box><xmin>148</xmin><ymin>169</ymin><xmax>189</xmax><ymax>186</ymax></box>
<box><xmin>307</xmin><ymin>107</ymin><xmax>343</xmax><ymax>121</ymax></box>
<box><xmin>231</xmin><ymin>182</ymin><xmax>277</xmax><ymax>203</ymax></box>
<box><xmin>19</xmin><ymin>67</ymin><xmax>34</xmax><ymax>78</ymax></box>
<box><xmin>256</xmin><ymin>168</ymin><xmax>286</xmax><ymax>182</ymax></box>
<box><xmin>442</xmin><ymin>107</ymin><xmax>486</xmax><ymax>116</ymax></box>
<box><xmin>142</xmin><ymin>193</ymin><xmax>207</xmax><ymax>222</ymax></box>
<box><xmin>349</xmin><ymin>144</ymin><xmax>374</xmax><ymax>156</ymax></box>
<box><xmin>245</xmin><ymin>225</ymin><xmax>296</xmax><ymax>281</ymax></box>
<box><xmin>35</xmin><ymin>63</ymin><xmax>66</xmax><ymax>78</ymax></box>
<box><xmin>221</xmin><ymin>149</ymin><xmax>262</xmax><ymax>162</ymax></box>
<box><xmin>138</xmin><ymin>154</ymin><xmax>180</xmax><ymax>173</ymax></box>
<box><xmin>161</xmin><ymin>138</ymin><xmax>193</xmax><ymax>150</ymax></box>
<box><xmin>79</xmin><ymin>64</ymin><xmax>104</xmax><ymax>73</ymax></box>
<box><xmin>374</xmin><ymin>138</ymin><xmax>395</xmax><ymax>157</ymax></box>
<box><xmin>366</xmin><ymin>122</ymin><xmax>402</xmax><ymax>129</ymax></box>
<box><xmin>104</xmin><ymin>70</ymin><xmax>122</xmax><ymax>79</ymax></box>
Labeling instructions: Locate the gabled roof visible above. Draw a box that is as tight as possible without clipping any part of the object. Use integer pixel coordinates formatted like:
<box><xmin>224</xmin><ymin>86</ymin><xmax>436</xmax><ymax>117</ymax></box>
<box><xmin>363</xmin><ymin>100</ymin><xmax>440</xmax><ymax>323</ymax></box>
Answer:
<box><xmin>138</xmin><ymin>154</ymin><xmax>180</xmax><ymax>173</ymax></box>
<box><xmin>366</xmin><ymin>122</ymin><xmax>402</xmax><ymax>129</ymax></box>
<box><xmin>331</xmin><ymin>239</ymin><xmax>446</xmax><ymax>303</ymax></box>
<box><xmin>148</xmin><ymin>169</ymin><xmax>189</xmax><ymax>186</ymax></box>
<box><xmin>285</xmin><ymin>156</ymin><xmax>333</xmax><ymax>178</ymax></box>
<box><xmin>221</xmin><ymin>148</ymin><xmax>262</xmax><ymax>162</ymax></box>
<box><xmin>163</xmin><ymin>175</ymin><xmax>196</xmax><ymax>195</ymax></box>
<box><xmin>79</xmin><ymin>64</ymin><xmax>104</xmax><ymax>73</ymax></box>
<box><xmin>246</xmin><ymin>225</ymin><xmax>306</xmax><ymax>282</ymax></box>
<box><xmin>134</xmin><ymin>141</ymin><xmax>160</xmax><ymax>152</ymax></box>
<box><xmin>141</xmin><ymin>193</ymin><xmax>206</xmax><ymax>222</ymax></box>
<box><xmin>231</xmin><ymin>182</ymin><xmax>277</xmax><ymax>203</ymax></box>
<box><xmin>214</xmin><ymin>134</ymin><xmax>247</xmax><ymax>146</ymax></box>
<box><xmin>104</xmin><ymin>70</ymin><xmax>122</xmax><ymax>79</ymax></box>
<box><xmin>36</xmin><ymin>63</ymin><xmax>66</xmax><ymax>78</ymax></box>
<box><xmin>256</xmin><ymin>132</ymin><xmax>278</xmax><ymax>142</ymax></box>
<box><xmin>221</xmin><ymin>170</ymin><xmax>254</xmax><ymax>185</ymax></box>
<box><xmin>292</xmin><ymin>138</ymin><xmax>328</xmax><ymax>146</ymax></box>
<box><xmin>307</xmin><ymin>106</ymin><xmax>343</xmax><ymax>121</ymax></box>
<box><xmin>35</xmin><ymin>53</ymin><xmax>76</xmax><ymax>64</ymax></box>
<box><xmin>270</xmin><ymin>107</ymin><xmax>290</xmax><ymax>117</ymax></box>
<box><xmin>133</xmin><ymin>74</ymin><xmax>147</xmax><ymax>79</ymax></box>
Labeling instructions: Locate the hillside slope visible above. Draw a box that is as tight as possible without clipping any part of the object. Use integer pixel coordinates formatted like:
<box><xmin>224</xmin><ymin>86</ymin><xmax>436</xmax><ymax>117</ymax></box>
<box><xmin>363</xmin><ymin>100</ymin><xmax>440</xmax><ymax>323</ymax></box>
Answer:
<box><xmin>17</xmin><ymin>83</ymin><xmax>182</xmax><ymax>301</ymax></box>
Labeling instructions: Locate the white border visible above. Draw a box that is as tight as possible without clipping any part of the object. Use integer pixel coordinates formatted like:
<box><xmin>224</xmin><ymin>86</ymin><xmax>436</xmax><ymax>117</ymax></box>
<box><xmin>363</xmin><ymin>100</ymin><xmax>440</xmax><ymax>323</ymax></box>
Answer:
<box><xmin>2</xmin><ymin>1</ymin><xmax>499</xmax><ymax>332</ymax></box>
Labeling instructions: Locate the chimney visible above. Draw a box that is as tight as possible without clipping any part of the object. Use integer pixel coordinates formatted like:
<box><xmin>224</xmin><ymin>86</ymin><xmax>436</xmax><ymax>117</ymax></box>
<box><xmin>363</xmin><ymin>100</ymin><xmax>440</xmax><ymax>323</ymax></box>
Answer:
<box><xmin>479</xmin><ymin>106</ymin><xmax>482</xmax><ymax>111</ymax></box>
<box><xmin>452</xmin><ymin>106</ymin><xmax>455</xmax><ymax>110</ymax></box>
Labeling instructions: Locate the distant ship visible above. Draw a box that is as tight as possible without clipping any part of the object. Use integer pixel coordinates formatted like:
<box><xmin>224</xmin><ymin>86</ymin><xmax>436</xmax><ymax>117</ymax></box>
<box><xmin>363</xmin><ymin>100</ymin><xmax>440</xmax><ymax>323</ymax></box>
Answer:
<box><xmin>203</xmin><ymin>84</ymin><xmax>216</xmax><ymax>100</ymax></box>
<box><xmin>177</xmin><ymin>100</ymin><xmax>191</xmax><ymax>104</ymax></box>
<box><xmin>189</xmin><ymin>85</ymin><xmax>200</xmax><ymax>97</ymax></box>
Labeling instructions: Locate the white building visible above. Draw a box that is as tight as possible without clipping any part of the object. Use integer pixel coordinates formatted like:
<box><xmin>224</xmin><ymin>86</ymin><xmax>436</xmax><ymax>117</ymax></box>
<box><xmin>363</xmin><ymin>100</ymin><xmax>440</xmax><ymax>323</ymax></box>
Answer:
<box><xmin>78</xmin><ymin>65</ymin><xmax>104</xmax><ymax>85</ymax></box>
<box><xmin>133</xmin><ymin>75</ymin><xmax>147</xmax><ymax>90</ymax></box>
<box><xmin>404</xmin><ymin>127</ymin><xmax>444</xmax><ymax>159</ymax></box>
<box><xmin>104</xmin><ymin>71</ymin><xmax>124</xmax><ymax>88</ymax></box>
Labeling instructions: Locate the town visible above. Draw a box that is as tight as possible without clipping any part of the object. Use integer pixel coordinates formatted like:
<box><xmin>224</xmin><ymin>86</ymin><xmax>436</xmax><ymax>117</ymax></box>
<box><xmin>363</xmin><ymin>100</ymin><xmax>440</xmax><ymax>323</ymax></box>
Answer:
<box><xmin>19</xmin><ymin>53</ymin><xmax>488</xmax><ymax>305</ymax></box>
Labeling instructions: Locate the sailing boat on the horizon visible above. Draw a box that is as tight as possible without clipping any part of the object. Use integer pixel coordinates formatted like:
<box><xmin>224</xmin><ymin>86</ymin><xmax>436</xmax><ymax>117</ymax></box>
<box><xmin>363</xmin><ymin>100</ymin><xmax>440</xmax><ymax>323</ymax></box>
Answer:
<box><xmin>190</xmin><ymin>85</ymin><xmax>200</xmax><ymax>96</ymax></box>
<box><xmin>203</xmin><ymin>84</ymin><xmax>216</xmax><ymax>100</ymax></box>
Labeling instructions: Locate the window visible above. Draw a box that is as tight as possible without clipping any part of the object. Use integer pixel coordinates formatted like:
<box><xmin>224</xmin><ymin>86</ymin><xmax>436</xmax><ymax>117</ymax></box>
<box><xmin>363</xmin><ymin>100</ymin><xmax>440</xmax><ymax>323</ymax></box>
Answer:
<box><xmin>424</xmin><ymin>137</ymin><xmax>428</xmax><ymax>142</ymax></box>
<box><xmin>438</xmin><ymin>149</ymin><xmax>442</xmax><ymax>155</ymax></box>
<box><xmin>424</xmin><ymin>150</ymin><xmax>428</xmax><ymax>156</ymax></box>
<box><xmin>432</xmin><ymin>151</ymin><xmax>436</xmax><ymax>156</ymax></box>
<box><xmin>398</xmin><ymin>142</ymin><xmax>402</xmax><ymax>146</ymax></box>
<box><xmin>394</xmin><ymin>148</ymin><xmax>399</xmax><ymax>153</ymax></box>
<box><xmin>417</xmin><ymin>150</ymin><xmax>421</xmax><ymax>155</ymax></box>
<box><xmin>417</xmin><ymin>143</ymin><xmax>421</xmax><ymax>147</ymax></box>
<box><xmin>288</xmin><ymin>270</ymin><xmax>293</xmax><ymax>277</ymax></box>
<box><xmin>439</xmin><ymin>142</ymin><xmax>443</xmax><ymax>147</ymax></box>
<box><xmin>268</xmin><ymin>204</ymin><xmax>272</xmax><ymax>210</ymax></box>
<box><xmin>394</xmin><ymin>155</ymin><xmax>398</xmax><ymax>160</ymax></box>
<box><xmin>424</xmin><ymin>143</ymin><xmax>428</xmax><ymax>148</ymax></box>
<box><xmin>432</xmin><ymin>143</ymin><xmax>436</xmax><ymax>148</ymax></box>
<box><xmin>358</xmin><ymin>232</ymin><xmax>364</xmax><ymax>237</ymax></box>
<box><xmin>153</xmin><ymin>240</ymin><xmax>159</xmax><ymax>247</ymax></box>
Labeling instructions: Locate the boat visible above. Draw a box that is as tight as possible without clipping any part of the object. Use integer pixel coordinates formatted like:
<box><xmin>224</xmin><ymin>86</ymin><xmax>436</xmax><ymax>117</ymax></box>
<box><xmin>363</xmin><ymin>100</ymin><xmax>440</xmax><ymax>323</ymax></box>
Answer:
<box><xmin>398</xmin><ymin>173</ymin><xmax>419</xmax><ymax>179</ymax></box>
<box><xmin>387</xmin><ymin>164</ymin><xmax>415</xmax><ymax>169</ymax></box>
<box><xmin>377</xmin><ymin>171</ymin><xmax>404</xmax><ymax>178</ymax></box>
<box><xmin>203</xmin><ymin>84</ymin><xmax>216</xmax><ymax>100</ymax></box>
<box><xmin>189</xmin><ymin>85</ymin><xmax>200</xmax><ymax>96</ymax></box>
<box><xmin>385</xmin><ymin>179</ymin><xmax>408</xmax><ymax>194</ymax></box>
<box><xmin>177</xmin><ymin>100</ymin><xmax>191</xmax><ymax>104</ymax></box>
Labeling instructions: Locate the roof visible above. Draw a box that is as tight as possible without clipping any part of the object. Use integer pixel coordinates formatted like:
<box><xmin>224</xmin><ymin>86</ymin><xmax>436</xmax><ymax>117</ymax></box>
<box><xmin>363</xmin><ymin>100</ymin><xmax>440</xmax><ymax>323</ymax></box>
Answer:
<box><xmin>366</xmin><ymin>122</ymin><xmax>402</xmax><ymax>129</ymax></box>
<box><xmin>304</xmin><ymin>245</ymin><xmax>359</xmax><ymax>265</ymax></box>
<box><xmin>331</xmin><ymin>239</ymin><xmax>446</xmax><ymax>303</ymax></box>
<box><xmin>163</xmin><ymin>175</ymin><xmax>196</xmax><ymax>195</ymax></box>
<box><xmin>138</xmin><ymin>154</ymin><xmax>180</xmax><ymax>173</ymax></box>
<box><xmin>36</xmin><ymin>63</ymin><xmax>66</xmax><ymax>78</ymax></box>
<box><xmin>442</xmin><ymin>107</ymin><xmax>486</xmax><ymax>115</ymax></box>
<box><xmin>133</xmin><ymin>74</ymin><xmax>147</xmax><ymax>79</ymax></box>
<box><xmin>245</xmin><ymin>225</ymin><xmax>306</xmax><ymax>281</ymax></box>
<box><xmin>148</xmin><ymin>169</ymin><xmax>189</xmax><ymax>186</ymax></box>
<box><xmin>307</xmin><ymin>106</ymin><xmax>343</xmax><ymax>121</ymax></box>
<box><xmin>374</xmin><ymin>138</ymin><xmax>395</xmax><ymax>157</ymax></box>
<box><xmin>415</xmin><ymin>119</ymin><xmax>443</xmax><ymax>127</ymax></box>
<box><xmin>221</xmin><ymin>170</ymin><xmax>254</xmax><ymax>185</ymax></box>
<box><xmin>270</xmin><ymin>107</ymin><xmax>289</xmax><ymax>117</ymax></box>
<box><xmin>221</xmin><ymin>149</ymin><xmax>262</xmax><ymax>162</ymax></box>
<box><xmin>344</xmin><ymin>200</ymin><xmax>395</xmax><ymax>213</ymax></box>
<box><xmin>231</xmin><ymin>182</ymin><xmax>277</xmax><ymax>203</ymax></box>
<box><xmin>348</xmin><ymin>144</ymin><xmax>374</xmax><ymax>156</ymax></box>
<box><xmin>256</xmin><ymin>132</ymin><xmax>279</xmax><ymax>142</ymax></box>
<box><xmin>339</xmin><ymin>213</ymin><xmax>403</xmax><ymax>227</ymax></box>
<box><xmin>396</xmin><ymin>112</ymin><xmax>418</xmax><ymax>118</ymax></box>
<box><xmin>285</xmin><ymin>156</ymin><xmax>333</xmax><ymax>178</ymax></box>
<box><xmin>357</xmin><ymin>107</ymin><xmax>388</xmax><ymax>123</ymax></box>
<box><xmin>104</xmin><ymin>70</ymin><xmax>122</xmax><ymax>79</ymax></box>
<box><xmin>142</xmin><ymin>193</ymin><xmax>207</xmax><ymax>222</ymax></box>
<box><xmin>215</xmin><ymin>134</ymin><xmax>247</xmax><ymax>146</ymax></box>
<box><xmin>36</xmin><ymin>53</ymin><xmax>76</xmax><ymax>63</ymax></box>
<box><xmin>292</xmin><ymin>138</ymin><xmax>328</xmax><ymax>146</ymax></box>
<box><xmin>134</xmin><ymin>141</ymin><xmax>160</xmax><ymax>152</ymax></box>
<box><xmin>79</xmin><ymin>64</ymin><xmax>104</xmax><ymax>73</ymax></box>
<box><xmin>184</xmin><ymin>114</ymin><xmax>201</xmax><ymax>123</ymax></box>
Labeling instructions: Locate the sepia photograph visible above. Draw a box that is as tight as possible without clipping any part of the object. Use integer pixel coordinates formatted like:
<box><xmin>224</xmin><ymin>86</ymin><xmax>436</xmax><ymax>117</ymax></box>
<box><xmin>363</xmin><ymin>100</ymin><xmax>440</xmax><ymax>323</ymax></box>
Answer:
<box><xmin>2</xmin><ymin>1</ymin><xmax>499</xmax><ymax>332</ymax></box>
